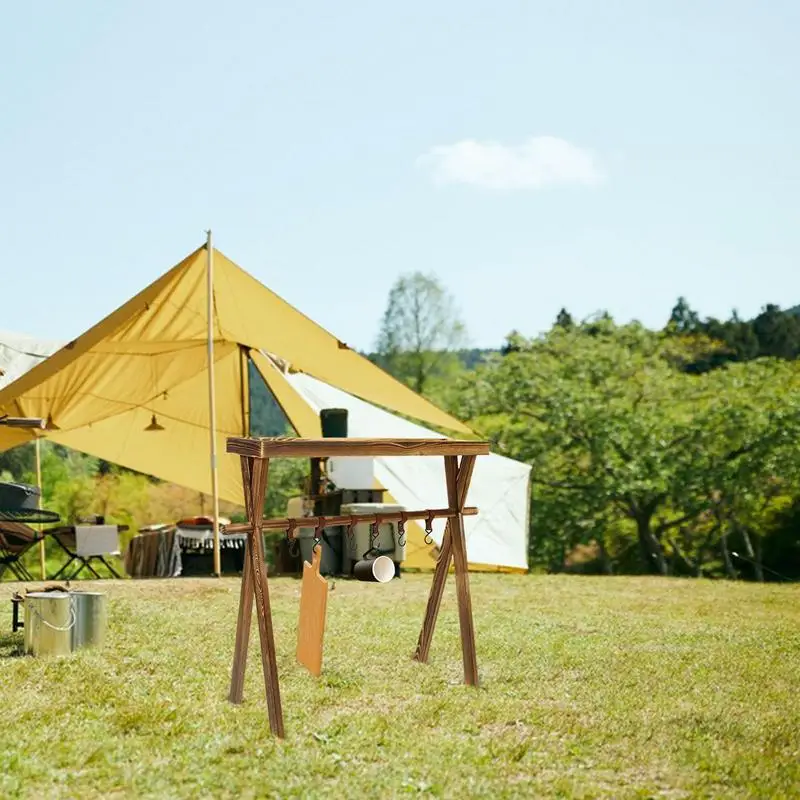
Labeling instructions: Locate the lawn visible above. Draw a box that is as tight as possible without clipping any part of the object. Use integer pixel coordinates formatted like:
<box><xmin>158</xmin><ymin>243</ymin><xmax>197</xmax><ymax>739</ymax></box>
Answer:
<box><xmin>1</xmin><ymin>573</ymin><xmax>798</xmax><ymax>799</ymax></box>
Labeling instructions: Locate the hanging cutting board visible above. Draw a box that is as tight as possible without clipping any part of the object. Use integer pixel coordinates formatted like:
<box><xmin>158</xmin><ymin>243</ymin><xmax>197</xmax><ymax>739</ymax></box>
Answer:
<box><xmin>296</xmin><ymin>544</ymin><xmax>328</xmax><ymax>676</ymax></box>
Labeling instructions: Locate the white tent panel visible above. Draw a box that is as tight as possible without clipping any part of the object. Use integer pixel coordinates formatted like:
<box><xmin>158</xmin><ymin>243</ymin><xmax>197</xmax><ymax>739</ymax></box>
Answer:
<box><xmin>286</xmin><ymin>372</ymin><xmax>531</xmax><ymax>570</ymax></box>
<box><xmin>0</xmin><ymin>331</ymin><xmax>64</xmax><ymax>390</ymax></box>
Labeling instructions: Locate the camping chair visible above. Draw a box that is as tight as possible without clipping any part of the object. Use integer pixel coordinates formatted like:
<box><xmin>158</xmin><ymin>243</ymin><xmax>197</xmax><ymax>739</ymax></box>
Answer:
<box><xmin>0</xmin><ymin>521</ymin><xmax>42</xmax><ymax>581</ymax></box>
<box><xmin>49</xmin><ymin>524</ymin><xmax>125</xmax><ymax>580</ymax></box>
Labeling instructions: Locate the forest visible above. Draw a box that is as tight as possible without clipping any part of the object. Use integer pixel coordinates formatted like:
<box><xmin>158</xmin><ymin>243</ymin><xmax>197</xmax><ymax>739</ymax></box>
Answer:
<box><xmin>2</xmin><ymin>282</ymin><xmax>799</xmax><ymax>582</ymax></box>
<box><xmin>375</xmin><ymin>275</ymin><xmax>800</xmax><ymax>582</ymax></box>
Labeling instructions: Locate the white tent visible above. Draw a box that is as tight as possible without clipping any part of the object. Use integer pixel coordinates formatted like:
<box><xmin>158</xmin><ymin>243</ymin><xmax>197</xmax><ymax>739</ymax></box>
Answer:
<box><xmin>284</xmin><ymin>370</ymin><xmax>531</xmax><ymax>571</ymax></box>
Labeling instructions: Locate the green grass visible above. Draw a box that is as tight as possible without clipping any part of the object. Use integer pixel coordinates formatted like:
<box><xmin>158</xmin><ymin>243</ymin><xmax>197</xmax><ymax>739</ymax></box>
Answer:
<box><xmin>1</xmin><ymin>574</ymin><xmax>798</xmax><ymax>799</ymax></box>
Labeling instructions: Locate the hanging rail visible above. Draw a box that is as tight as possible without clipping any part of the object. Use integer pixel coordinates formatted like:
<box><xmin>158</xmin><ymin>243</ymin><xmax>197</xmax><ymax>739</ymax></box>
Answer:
<box><xmin>223</xmin><ymin>506</ymin><xmax>478</xmax><ymax>537</ymax></box>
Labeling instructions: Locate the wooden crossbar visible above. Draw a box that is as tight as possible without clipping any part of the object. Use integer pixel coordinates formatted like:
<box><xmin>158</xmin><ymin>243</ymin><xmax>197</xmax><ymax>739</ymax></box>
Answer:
<box><xmin>226</xmin><ymin>437</ymin><xmax>490</xmax><ymax>459</ymax></box>
<box><xmin>223</xmin><ymin>506</ymin><xmax>478</xmax><ymax>536</ymax></box>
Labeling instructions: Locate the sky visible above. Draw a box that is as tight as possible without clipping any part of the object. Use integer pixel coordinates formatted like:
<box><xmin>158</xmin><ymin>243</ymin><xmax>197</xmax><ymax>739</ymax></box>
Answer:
<box><xmin>2</xmin><ymin>0</ymin><xmax>799</xmax><ymax>351</ymax></box>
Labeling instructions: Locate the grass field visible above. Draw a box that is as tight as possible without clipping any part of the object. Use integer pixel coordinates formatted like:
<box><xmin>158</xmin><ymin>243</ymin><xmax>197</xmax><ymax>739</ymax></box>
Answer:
<box><xmin>1</xmin><ymin>573</ymin><xmax>798</xmax><ymax>799</ymax></box>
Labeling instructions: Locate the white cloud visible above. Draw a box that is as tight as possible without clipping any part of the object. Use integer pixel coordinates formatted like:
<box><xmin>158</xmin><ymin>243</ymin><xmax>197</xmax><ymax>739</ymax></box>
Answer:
<box><xmin>417</xmin><ymin>136</ymin><xmax>604</xmax><ymax>190</ymax></box>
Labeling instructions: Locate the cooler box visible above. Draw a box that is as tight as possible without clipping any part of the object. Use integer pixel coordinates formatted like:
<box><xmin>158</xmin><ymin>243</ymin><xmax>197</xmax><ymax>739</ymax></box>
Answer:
<box><xmin>341</xmin><ymin>503</ymin><xmax>407</xmax><ymax>572</ymax></box>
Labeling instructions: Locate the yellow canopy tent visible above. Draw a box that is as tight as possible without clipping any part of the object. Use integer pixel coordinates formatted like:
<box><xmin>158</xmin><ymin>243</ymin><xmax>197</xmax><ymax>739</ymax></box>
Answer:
<box><xmin>0</xmin><ymin>241</ymin><xmax>478</xmax><ymax>571</ymax></box>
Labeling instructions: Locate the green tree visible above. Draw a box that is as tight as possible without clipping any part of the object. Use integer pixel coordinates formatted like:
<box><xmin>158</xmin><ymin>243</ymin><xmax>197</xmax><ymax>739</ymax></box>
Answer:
<box><xmin>375</xmin><ymin>272</ymin><xmax>467</xmax><ymax>395</ymax></box>
<box><xmin>752</xmin><ymin>304</ymin><xmax>800</xmax><ymax>360</ymax></box>
<box><xmin>669</xmin><ymin>302</ymin><xmax>800</xmax><ymax>372</ymax></box>
<box><xmin>462</xmin><ymin>318</ymin><xmax>800</xmax><ymax>576</ymax></box>
<box><xmin>667</xmin><ymin>296</ymin><xmax>700</xmax><ymax>334</ymax></box>
<box><xmin>555</xmin><ymin>308</ymin><xmax>574</xmax><ymax>329</ymax></box>
<box><xmin>0</xmin><ymin>441</ymin><xmax>35</xmax><ymax>482</ymax></box>
<box><xmin>500</xmin><ymin>330</ymin><xmax>524</xmax><ymax>357</ymax></box>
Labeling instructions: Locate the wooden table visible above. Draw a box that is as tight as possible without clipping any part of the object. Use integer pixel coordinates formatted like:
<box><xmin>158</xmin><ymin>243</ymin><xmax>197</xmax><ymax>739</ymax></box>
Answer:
<box><xmin>224</xmin><ymin>436</ymin><xmax>491</xmax><ymax>737</ymax></box>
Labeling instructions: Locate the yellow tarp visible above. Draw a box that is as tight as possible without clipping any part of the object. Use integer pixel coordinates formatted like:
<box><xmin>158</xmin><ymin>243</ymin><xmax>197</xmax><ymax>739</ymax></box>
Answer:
<box><xmin>0</xmin><ymin>243</ymin><xmax>471</xmax><ymax>512</ymax></box>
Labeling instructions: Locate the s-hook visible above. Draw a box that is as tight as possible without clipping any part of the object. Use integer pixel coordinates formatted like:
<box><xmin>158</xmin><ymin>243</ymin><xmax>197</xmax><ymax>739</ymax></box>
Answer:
<box><xmin>313</xmin><ymin>519</ymin><xmax>325</xmax><ymax>552</ymax></box>
<box><xmin>397</xmin><ymin>510</ymin><xmax>407</xmax><ymax>548</ymax></box>
<box><xmin>346</xmin><ymin>515</ymin><xmax>358</xmax><ymax>546</ymax></box>
<box><xmin>370</xmin><ymin>516</ymin><xmax>381</xmax><ymax>551</ymax></box>
<box><xmin>424</xmin><ymin>510</ymin><xmax>435</xmax><ymax>545</ymax></box>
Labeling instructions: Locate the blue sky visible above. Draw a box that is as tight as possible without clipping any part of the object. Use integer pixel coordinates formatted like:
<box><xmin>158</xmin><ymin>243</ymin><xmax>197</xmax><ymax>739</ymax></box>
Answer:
<box><xmin>2</xmin><ymin>0</ymin><xmax>798</xmax><ymax>350</ymax></box>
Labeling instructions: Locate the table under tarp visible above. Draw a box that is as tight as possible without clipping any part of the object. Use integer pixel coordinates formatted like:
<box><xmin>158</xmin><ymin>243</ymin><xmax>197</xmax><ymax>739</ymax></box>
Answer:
<box><xmin>124</xmin><ymin>525</ymin><xmax>247</xmax><ymax>577</ymax></box>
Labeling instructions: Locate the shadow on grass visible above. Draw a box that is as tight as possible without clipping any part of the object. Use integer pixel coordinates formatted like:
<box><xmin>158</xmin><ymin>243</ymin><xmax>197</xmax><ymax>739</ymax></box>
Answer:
<box><xmin>0</xmin><ymin>631</ymin><xmax>25</xmax><ymax>658</ymax></box>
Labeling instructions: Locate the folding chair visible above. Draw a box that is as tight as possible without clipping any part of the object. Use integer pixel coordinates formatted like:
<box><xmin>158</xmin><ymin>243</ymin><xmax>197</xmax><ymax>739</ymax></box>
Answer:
<box><xmin>0</xmin><ymin>521</ymin><xmax>41</xmax><ymax>581</ymax></box>
<box><xmin>50</xmin><ymin>525</ymin><xmax>123</xmax><ymax>579</ymax></box>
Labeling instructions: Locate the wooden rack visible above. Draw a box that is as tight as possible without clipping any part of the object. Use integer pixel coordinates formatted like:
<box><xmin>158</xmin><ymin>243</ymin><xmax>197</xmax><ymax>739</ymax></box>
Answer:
<box><xmin>225</xmin><ymin>436</ymin><xmax>490</xmax><ymax>738</ymax></box>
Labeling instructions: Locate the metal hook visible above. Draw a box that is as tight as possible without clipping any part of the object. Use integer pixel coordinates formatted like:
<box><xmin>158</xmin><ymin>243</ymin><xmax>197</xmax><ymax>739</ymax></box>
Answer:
<box><xmin>397</xmin><ymin>511</ymin><xmax>407</xmax><ymax>548</ymax></box>
<box><xmin>345</xmin><ymin>515</ymin><xmax>357</xmax><ymax>544</ymax></box>
<box><xmin>313</xmin><ymin>518</ymin><xmax>325</xmax><ymax>551</ymax></box>
<box><xmin>424</xmin><ymin>511</ymin><xmax>434</xmax><ymax>545</ymax></box>
<box><xmin>371</xmin><ymin>516</ymin><xmax>381</xmax><ymax>549</ymax></box>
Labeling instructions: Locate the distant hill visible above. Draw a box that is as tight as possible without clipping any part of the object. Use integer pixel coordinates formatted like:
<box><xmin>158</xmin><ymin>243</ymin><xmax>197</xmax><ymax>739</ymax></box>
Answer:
<box><xmin>457</xmin><ymin>348</ymin><xmax>499</xmax><ymax>369</ymax></box>
<box><xmin>361</xmin><ymin>348</ymin><xmax>499</xmax><ymax>371</ymax></box>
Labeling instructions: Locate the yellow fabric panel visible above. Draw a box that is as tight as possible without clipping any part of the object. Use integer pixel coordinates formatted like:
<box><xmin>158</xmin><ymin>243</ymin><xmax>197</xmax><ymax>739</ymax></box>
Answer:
<box><xmin>0</xmin><ymin>256</ymin><xmax>208</xmax><ymax>430</ymax></box>
<box><xmin>213</xmin><ymin>250</ymin><xmax>472</xmax><ymax>435</ymax></box>
<box><xmin>249</xmin><ymin>351</ymin><xmax>322</xmax><ymax>437</ymax></box>
<box><xmin>0</xmin><ymin>248</ymin><xmax>200</xmax><ymax>409</ymax></box>
<box><xmin>0</xmin><ymin>247</ymin><xmax>217</xmax><ymax>437</ymax></box>
<box><xmin>110</xmin><ymin>249</ymin><xmax>212</xmax><ymax>343</ymax></box>
<box><xmin>469</xmin><ymin>564</ymin><xmax>527</xmax><ymax>574</ymax></box>
<box><xmin>49</xmin><ymin>345</ymin><xmax>247</xmax><ymax>504</ymax></box>
<box><xmin>12</xmin><ymin>343</ymin><xmax>213</xmax><ymax>431</ymax></box>
<box><xmin>0</xmin><ymin>427</ymin><xmax>36</xmax><ymax>453</ymax></box>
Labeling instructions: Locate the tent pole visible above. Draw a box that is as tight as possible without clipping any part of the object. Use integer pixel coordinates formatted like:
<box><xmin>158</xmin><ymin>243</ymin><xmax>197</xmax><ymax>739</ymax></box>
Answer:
<box><xmin>36</xmin><ymin>436</ymin><xmax>46</xmax><ymax>580</ymax></box>
<box><xmin>207</xmin><ymin>230</ymin><xmax>222</xmax><ymax>577</ymax></box>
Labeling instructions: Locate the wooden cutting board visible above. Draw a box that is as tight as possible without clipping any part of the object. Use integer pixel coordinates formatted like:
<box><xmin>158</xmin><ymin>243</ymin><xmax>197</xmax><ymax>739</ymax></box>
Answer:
<box><xmin>296</xmin><ymin>544</ymin><xmax>328</xmax><ymax>676</ymax></box>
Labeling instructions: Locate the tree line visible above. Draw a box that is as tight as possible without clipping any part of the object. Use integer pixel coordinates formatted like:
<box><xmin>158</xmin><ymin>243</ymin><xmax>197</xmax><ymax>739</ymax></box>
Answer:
<box><xmin>374</xmin><ymin>274</ymin><xmax>800</xmax><ymax>581</ymax></box>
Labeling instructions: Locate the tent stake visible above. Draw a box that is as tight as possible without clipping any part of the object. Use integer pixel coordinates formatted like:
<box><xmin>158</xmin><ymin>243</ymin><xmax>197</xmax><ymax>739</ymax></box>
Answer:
<box><xmin>207</xmin><ymin>229</ymin><xmax>222</xmax><ymax>577</ymax></box>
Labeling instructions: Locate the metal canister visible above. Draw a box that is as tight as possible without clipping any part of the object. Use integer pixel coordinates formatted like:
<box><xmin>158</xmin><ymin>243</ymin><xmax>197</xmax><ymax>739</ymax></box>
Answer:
<box><xmin>70</xmin><ymin>591</ymin><xmax>108</xmax><ymax>650</ymax></box>
<box><xmin>24</xmin><ymin>591</ymin><xmax>73</xmax><ymax>657</ymax></box>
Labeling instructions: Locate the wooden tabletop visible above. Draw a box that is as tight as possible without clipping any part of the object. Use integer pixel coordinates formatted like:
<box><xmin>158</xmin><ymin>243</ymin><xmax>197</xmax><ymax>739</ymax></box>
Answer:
<box><xmin>226</xmin><ymin>437</ymin><xmax>490</xmax><ymax>459</ymax></box>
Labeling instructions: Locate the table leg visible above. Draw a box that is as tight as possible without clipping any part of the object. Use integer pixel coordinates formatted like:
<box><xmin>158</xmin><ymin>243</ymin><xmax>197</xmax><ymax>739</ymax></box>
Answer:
<box><xmin>249</xmin><ymin>457</ymin><xmax>285</xmax><ymax>736</ymax></box>
<box><xmin>413</xmin><ymin>527</ymin><xmax>452</xmax><ymax>664</ymax></box>
<box><xmin>414</xmin><ymin>455</ymin><xmax>476</xmax><ymax>664</ymax></box>
<box><xmin>10</xmin><ymin>560</ymin><xmax>35</xmax><ymax>582</ymax></box>
<box><xmin>444</xmin><ymin>455</ymin><xmax>479</xmax><ymax>686</ymax></box>
<box><xmin>68</xmin><ymin>559</ymin><xmax>103</xmax><ymax>581</ymax></box>
<box><xmin>229</xmin><ymin>457</ymin><xmax>255</xmax><ymax>704</ymax></box>
<box><xmin>50</xmin><ymin>534</ymin><xmax>80</xmax><ymax>580</ymax></box>
<box><xmin>235</xmin><ymin>456</ymin><xmax>285</xmax><ymax>737</ymax></box>
<box><xmin>12</xmin><ymin>597</ymin><xmax>22</xmax><ymax>632</ymax></box>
